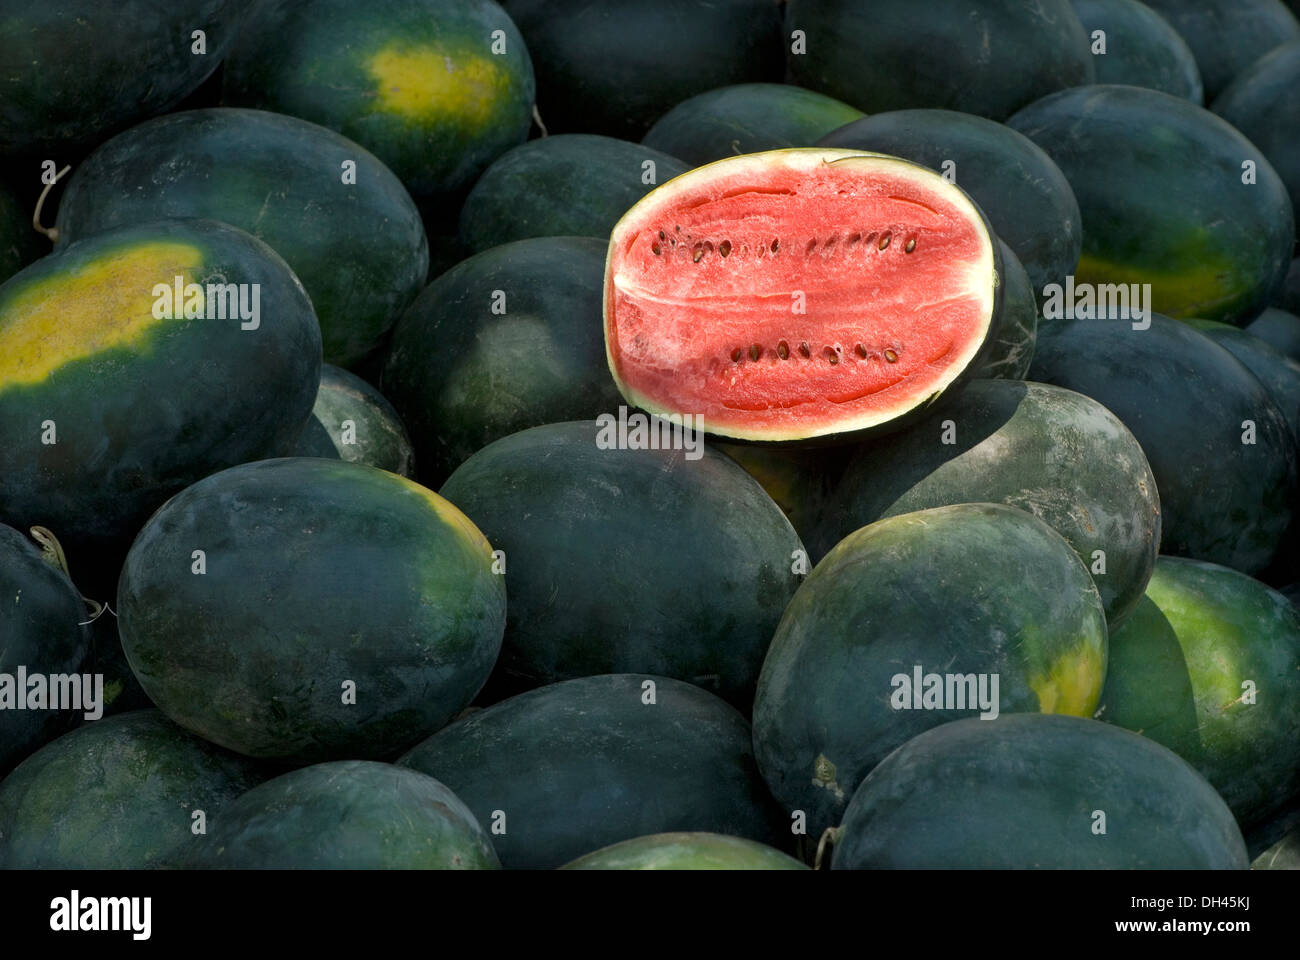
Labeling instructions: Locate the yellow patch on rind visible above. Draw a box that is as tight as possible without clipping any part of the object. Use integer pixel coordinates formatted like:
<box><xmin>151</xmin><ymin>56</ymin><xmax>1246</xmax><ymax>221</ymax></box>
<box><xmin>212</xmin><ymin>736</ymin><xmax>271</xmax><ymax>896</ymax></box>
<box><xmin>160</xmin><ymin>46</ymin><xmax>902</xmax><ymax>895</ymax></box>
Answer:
<box><xmin>1074</xmin><ymin>252</ymin><xmax>1239</xmax><ymax>320</ymax></box>
<box><xmin>366</xmin><ymin>44</ymin><xmax>507</xmax><ymax>127</ymax></box>
<box><xmin>0</xmin><ymin>242</ymin><xmax>204</xmax><ymax>386</ymax></box>
<box><xmin>393</xmin><ymin>472</ymin><xmax>495</xmax><ymax>559</ymax></box>
<box><xmin>1030</xmin><ymin>650</ymin><xmax>1104</xmax><ymax>716</ymax></box>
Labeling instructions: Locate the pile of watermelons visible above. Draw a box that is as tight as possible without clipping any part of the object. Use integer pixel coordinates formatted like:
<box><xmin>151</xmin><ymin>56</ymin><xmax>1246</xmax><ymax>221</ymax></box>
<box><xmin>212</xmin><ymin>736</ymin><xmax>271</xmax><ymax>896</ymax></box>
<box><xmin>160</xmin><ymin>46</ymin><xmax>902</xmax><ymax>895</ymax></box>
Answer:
<box><xmin>2</xmin><ymin>0</ymin><xmax>1300</xmax><ymax>872</ymax></box>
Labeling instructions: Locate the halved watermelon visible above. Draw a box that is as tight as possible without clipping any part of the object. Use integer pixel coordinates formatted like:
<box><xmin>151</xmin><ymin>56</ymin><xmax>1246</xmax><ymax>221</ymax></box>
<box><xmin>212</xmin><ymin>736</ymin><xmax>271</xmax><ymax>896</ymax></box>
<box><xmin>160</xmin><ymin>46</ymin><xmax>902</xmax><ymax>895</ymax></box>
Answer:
<box><xmin>603</xmin><ymin>149</ymin><xmax>1001</xmax><ymax>442</ymax></box>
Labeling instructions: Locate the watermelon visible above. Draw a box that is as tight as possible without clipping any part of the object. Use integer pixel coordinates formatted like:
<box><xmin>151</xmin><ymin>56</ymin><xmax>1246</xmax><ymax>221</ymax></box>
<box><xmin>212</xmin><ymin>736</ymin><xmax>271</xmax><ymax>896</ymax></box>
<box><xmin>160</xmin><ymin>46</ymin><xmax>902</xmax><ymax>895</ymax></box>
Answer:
<box><xmin>0</xmin><ymin>709</ymin><xmax>266</xmax><ymax>869</ymax></box>
<box><xmin>976</xmin><ymin>241</ymin><xmax>1038</xmax><ymax>380</ymax></box>
<box><xmin>222</xmin><ymin>0</ymin><xmax>535</xmax><ymax>202</ymax></box>
<box><xmin>817</xmin><ymin>110</ymin><xmax>1082</xmax><ymax>297</ymax></box>
<box><xmin>1029</xmin><ymin>315</ymin><xmax>1296</xmax><ymax>574</ymax></box>
<box><xmin>0</xmin><ymin>0</ymin><xmax>242</xmax><ymax>156</ymax></box>
<box><xmin>1254</xmin><ymin>828</ymin><xmax>1300</xmax><ymax>869</ymax></box>
<box><xmin>754</xmin><ymin>503</ymin><xmax>1108</xmax><ymax>839</ymax></box>
<box><xmin>785</xmin><ymin>0</ymin><xmax>1094</xmax><ymax>121</ymax></box>
<box><xmin>1212</xmin><ymin>42</ymin><xmax>1300</xmax><ymax>240</ymax></box>
<box><xmin>561</xmin><ymin>833</ymin><xmax>807</xmax><ymax>871</ymax></box>
<box><xmin>1008</xmin><ymin>85</ymin><xmax>1294</xmax><ymax>325</ymax></box>
<box><xmin>1277</xmin><ymin>261</ymin><xmax>1300</xmax><ymax>316</ymax></box>
<box><xmin>1098</xmin><ymin>557</ymin><xmax>1300</xmax><ymax>826</ymax></box>
<box><xmin>117</xmin><ymin>457</ymin><xmax>506</xmax><ymax>763</ymax></box>
<box><xmin>641</xmin><ymin>84</ymin><xmax>864</xmax><ymax>167</ymax></box>
<box><xmin>830</xmin><ymin>714</ymin><xmax>1248</xmax><ymax>869</ymax></box>
<box><xmin>815</xmin><ymin>380</ymin><xmax>1160</xmax><ymax>625</ymax></box>
<box><xmin>1184</xmin><ymin>318</ymin><xmax>1300</xmax><ymax>442</ymax></box>
<box><xmin>1070</xmin><ymin>0</ymin><xmax>1203</xmax><ymax>101</ymax></box>
<box><xmin>0</xmin><ymin>179</ymin><xmax>39</xmax><ymax>284</ymax></box>
<box><xmin>438</xmin><ymin>422</ymin><xmax>803</xmax><ymax>706</ymax></box>
<box><xmin>398</xmin><ymin>674</ymin><xmax>785</xmax><ymax>869</ymax></box>
<box><xmin>291</xmin><ymin>363</ymin><xmax>415</xmax><ymax>478</ymax></box>
<box><xmin>54</xmin><ymin>108</ymin><xmax>429</xmax><ymax>368</ymax></box>
<box><xmin>0</xmin><ymin>219</ymin><xmax>321</xmax><ymax>562</ymax></box>
<box><xmin>712</xmin><ymin>442</ymin><xmax>853</xmax><ymax>549</ymax></box>
<box><xmin>604</xmin><ymin>148</ymin><xmax>1003</xmax><ymax>442</ymax></box>
<box><xmin>0</xmin><ymin>524</ymin><xmax>91</xmax><ymax>775</ymax></box>
<box><xmin>1142</xmin><ymin>0</ymin><xmax>1300</xmax><ymax>100</ymax></box>
<box><xmin>1248</xmin><ymin>307</ymin><xmax>1300</xmax><ymax>361</ymax></box>
<box><xmin>498</xmin><ymin>0</ymin><xmax>783</xmax><ymax>139</ymax></box>
<box><xmin>86</xmin><ymin>606</ymin><xmax>152</xmax><ymax>718</ymax></box>
<box><xmin>184</xmin><ymin>760</ymin><xmax>499</xmax><ymax>869</ymax></box>
<box><xmin>382</xmin><ymin>237</ymin><xmax>621</xmax><ymax>485</ymax></box>
<box><xmin>458</xmin><ymin>135</ymin><xmax>690</xmax><ymax>253</ymax></box>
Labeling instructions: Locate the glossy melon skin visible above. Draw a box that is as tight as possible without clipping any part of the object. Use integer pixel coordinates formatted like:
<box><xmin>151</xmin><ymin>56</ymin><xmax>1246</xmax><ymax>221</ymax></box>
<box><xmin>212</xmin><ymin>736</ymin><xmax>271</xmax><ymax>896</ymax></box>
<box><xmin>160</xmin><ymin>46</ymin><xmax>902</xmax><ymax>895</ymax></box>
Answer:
<box><xmin>398</xmin><ymin>674</ymin><xmax>786</xmax><ymax>869</ymax></box>
<box><xmin>438</xmin><ymin>422</ymin><xmax>803</xmax><ymax>707</ymax></box>
<box><xmin>0</xmin><ymin>0</ymin><xmax>242</xmax><ymax>156</ymax></box>
<box><xmin>222</xmin><ymin>0</ymin><xmax>535</xmax><ymax>202</ymax></box>
<box><xmin>0</xmin><ymin>219</ymin><xmax>321</xmax><ymax>561</ymax></box>
<box><xmin>291</xmin><ymin>363</ymin><xmax>416</xmax><ymax>478</ymax></box>
<box><xmin>458</xmin><ymin>135</ymin><xmax>690</xmax><ymax>253</ymax></box>
<box><xmin>54</xmin><ymin>108</ymin><xmax>429</xmax><ymax>368</ymax></box>
<box><xmin>561</xmin><ymin>833</ymin><xmax>807</xmax><ymax>871</ymax></box>
<box><xmin>499</xmin><ymin>0</ymin><xmax>783</xmax><ymax>139</ymax></box>
<box><xmin>1212</xmin><ymin>42</ymin><xmax>1300</xmax><ymax>241</ymax></box>
<box><xmin>0</xmin><ymin>524</ymin><xmax>90</xmax><ymax>776</ymax></box>
<box><xmin>117</xmin><ymin>458</ymin><xmax>506</xmax><ymax>764</ymax></box>
<box><xmin>786</xmin><ymin>0</ymin><xmax>1094</xmax><ymax>121</ymax></box>
<box><xmin>1098</xmin><ymin>557</ymin><xmax>1300</xmax><ymax>827</ymax></box>
<box><xmin>382</xmin><ymin>237</ymin><xmax>622</xmax><ymax>485</ymax></box>
<box><xmin>184</xmin><ymin>761</ymin><xmax>500</xmax><ymax>869</ymax></box>
<box><xmin>1008</xmin><ymin>85</ymin><xmax>1294</xmax><ymax>325</ymax></box>
<box><xmin>754</xmin><ymin>503</ymin><xmax>1108</xmax><ymax>840</ymax></box>
<box><xmin>832</xmin><ymin>714</ymin><xmax>1248</xmax><ymax>869</ymax></box>
<box><xmin>1143</xmin><ymin>0</ymin><xmax>1300</xmax><ymax>101</ymax></box>
<box><xmin>1184</xmin><ymin>318</ymin><xmax>1300</xmax><ymax>442</ymax></box>
<box><xmin>1029</xmin><ymin>315</ymin><xmax>1296</xmax><ymax>575</ymax></box>
<box><xmin>0</xmin><ymin>710</ymin><xmax>266</xmax><ymax>869</ymax></box>
<box><xmin>815</xmin><ymin>380</ymin><xmax>1161</xmax><ymax>626</ymax></box>
<box><xmin>642</xmin><ymin>84</ymin><xmax>863</xmax><ymax>167</ymax></box>
<box><xmin>1070</xmin><ymin>0</ymin><xmax>1203</xmax><ymax>101</ymax></box>
<box><xmin>818</xmin><ymin>109</ymin><xmax>1082</xmax><ymax>297</ymax></box>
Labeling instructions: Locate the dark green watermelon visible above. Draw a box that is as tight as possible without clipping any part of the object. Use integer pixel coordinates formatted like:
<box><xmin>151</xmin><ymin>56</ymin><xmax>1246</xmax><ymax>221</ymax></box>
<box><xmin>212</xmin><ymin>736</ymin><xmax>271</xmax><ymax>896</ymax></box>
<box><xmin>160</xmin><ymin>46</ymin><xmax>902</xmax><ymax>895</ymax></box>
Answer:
<box><xmin>117</xmin><ymin>458</ymin><xmax>506</xmax><ymax>763</ymax></box>
<box><xmin>0</xmin><ymin>524</ymin><xmax>90</xmax><ymax>775</ymax></box>
<box><xmin>0</xmin><ymin>0</ymin><xmax>242</xmax><ymax>156</ymax></box>
<box><xmin>0</xmin><ymin>219</ymin><xmax>321</xmax><ymax>564</ymax></box>
<box><xmin>786</xmin><ymin>0</ymin><xmax>1094</xmax><ymax>121</ymax></box>
<box><xmin>1277</xmin><ymin>261</ymin><xmax>1300</xmax><ymax>316</ymax></box>
<box><xmin>561</xmin><ymin>833</ymin><xmax>807</xmax><ymax>871</ymax></box>
<box><xmin>641</xmin><ymin>84</ymin><xmax>863</xmax><ymax>167</ymax></box>
<box><xmin>1098</xmin><ymin>557</ymin><xmax>1300</xmax><ymax>826</ymax></box>
<box><xmin>974</xmin><ymin>240</ymin><xmax>1038</xmax><ymax>379</ymax></box>
<box><xmin>1143</xmin><ymin>0</ymin><xmax>1300</xmax><ymax>100</ymax></box>
<box><xmin>54</xmin><ymin>108</ymin><xmax>428</xmax><ymax>368</ymax></box>
<box><xmin>291</xmin><ymin>363</ymin><xmax>415</xmax><ymax>477</ymax></box>
<box><xmin>382</xmin><ymin>237</ymin><xmax>621</xmax><ymax>485</ymax></box>
<box><xmin>755</xmin><ymin>503</ymin><xmax>1108</xmax><ymax>839</ymax></box>
<box><xmin>438</xmin><ymin>422</ymin><xmax>803</xmax><ymax>706</ymax></box>
<box><xmin>1248</xmin><ymin>307</ymin><xmax>1300</xmax><ymax>361</ymax></box>
<box><xmin>1184</xmin><ymin>318</ymin><xmax>1300</xmax><ymax>441</ymax></box>
<box><xmin>0</xmin><ymin>709</ymin><xmax>266</xmax><ymax>868</ymax></box>
<box><xmin>398</xmin><ymin>674</ymin><xmax>786</xmax><ymax>869</ymax></box>
<box><xmin>815</xmin><ymin>380</ymin><xmax>1160</xmax><ymax>625</ymax></box>
<box><xmin>817</xmin><ymin>109</ymin><xmax>1081</xmax><ymax>296</ymax></box>
<box><xmin>712</xmin><ymin>442</ymin><xmax>853</xmax><ymax>551</ymax></box>
<box><xmin>498</xmin><ymin>0</ymin><xmax>783</xmax><ymax>139</ymax></box>
<box><xmin>1029</xmin><ymin>314</ymin><xmax>1296</xmax><ymax>574</ymax></box>
<box><xmin>458</xmin><ymin>135</ymin><xmax>691</xmax><ymax>253</ymax></box>
<box><xmin>1212</xmin><ymin>42</ymin><xmax>1300</xmax><ymax>240</ymax></box>
<box><xmin>831</xmin><ymin>714</ymin><xmax>1248</xmax><ymax>869</ymax></box>
<box><xmin>222</xmin><ymin>0</ymin><xmax>535</xmax><ymax>202</ymax></box>
<box><xmin>184</xmin><ymin>760</ymin><xmax>499</xmax><ymax>869</ymax></box>
<box><xmin>0</xmin><ymin>178</ymin><xmax>39</xmax><ymax>284</ymax></box>
<box><xmin>1008</xmin><ymin>85</ymin><xmax>1294</xmax><ymax>325</ymax></box>
<box><xmin>1070</xmin><ymin>0</ymin><xmax>1203</xmax><ymax>101</ymax></box>
<box><xmin>1253</xmin><ymin>827</ymin><xmax>1300</xmax><ymax>869</ymax></box>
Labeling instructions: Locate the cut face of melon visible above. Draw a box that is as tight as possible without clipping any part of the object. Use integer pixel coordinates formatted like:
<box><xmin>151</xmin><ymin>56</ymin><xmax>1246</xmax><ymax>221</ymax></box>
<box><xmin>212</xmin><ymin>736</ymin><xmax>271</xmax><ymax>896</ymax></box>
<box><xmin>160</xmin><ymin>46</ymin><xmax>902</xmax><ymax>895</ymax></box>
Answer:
<box><xmin>604</xmin><ymin>149</ymin><xmax>1000</xmax><ymax>441</ymax></box>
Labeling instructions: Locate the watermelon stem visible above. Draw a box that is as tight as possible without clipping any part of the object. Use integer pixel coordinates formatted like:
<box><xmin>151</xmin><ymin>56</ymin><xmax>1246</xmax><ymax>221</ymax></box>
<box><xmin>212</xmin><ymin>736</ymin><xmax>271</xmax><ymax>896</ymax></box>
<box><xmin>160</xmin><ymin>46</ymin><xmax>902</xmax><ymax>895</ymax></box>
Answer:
<box><xmin>28</xmin><ymin>525</ymin><xmax>115</xmax><ymax>625</ymax></box>
<box><xmin>531</xmin><ymin>104</ymin><xmax>548</xmax><ymax>138</ymax></box>
<box><xmin>813</xmin><ymin>826</ymin><xmax>842</xmax><ymax>870</ymax></box>
<box><xmin>32</xmin><ymin>164</ymin><xmax>71</xmax><ymax>244</ymax></box>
